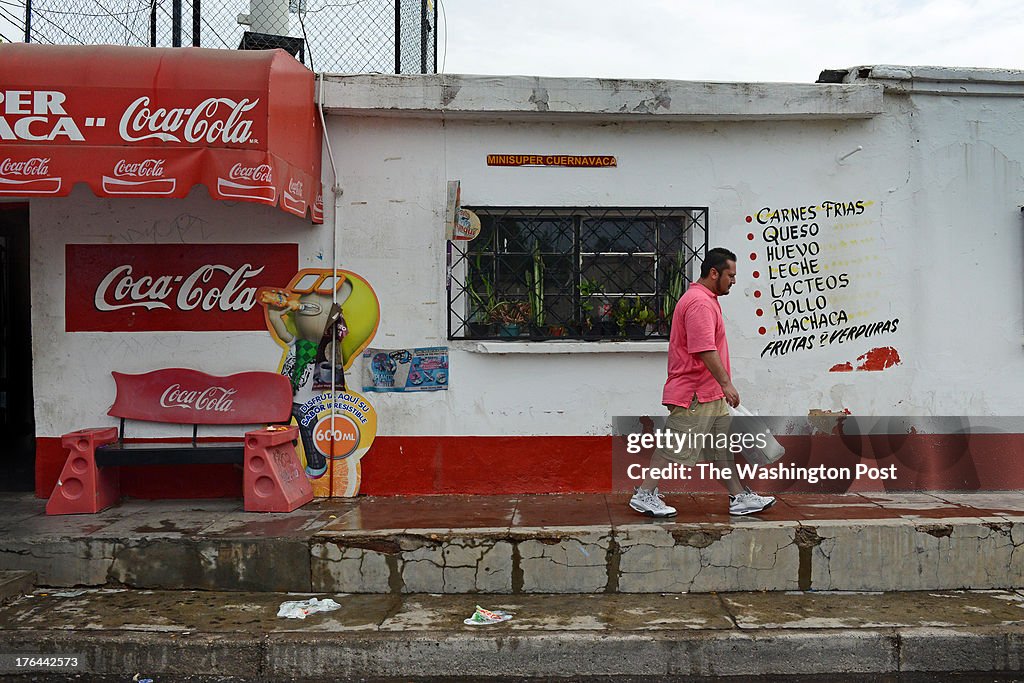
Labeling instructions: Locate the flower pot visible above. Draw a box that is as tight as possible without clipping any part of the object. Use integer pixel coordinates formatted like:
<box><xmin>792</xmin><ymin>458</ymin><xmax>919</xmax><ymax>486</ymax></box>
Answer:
<box><xmin>625</xmin><ymin>323</ymin><xmax>646</xmax><ymax>339</ymax></box>
<box><xmin>467</xmin><ymin>322</ymin><xmax>490</xmax><ymax>338</ymax></box>
<box><xmin>498</xmin><ymin>323</ymin><xmax>521</xmax><ymax>338</ymax></box>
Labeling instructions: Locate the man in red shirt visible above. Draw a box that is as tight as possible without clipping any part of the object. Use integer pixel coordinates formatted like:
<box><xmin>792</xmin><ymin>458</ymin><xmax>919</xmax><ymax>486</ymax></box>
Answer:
<box><xmin>630</xmin><ymin>247</ymin><xmax>776</xmax><ymax>517</ymax></box>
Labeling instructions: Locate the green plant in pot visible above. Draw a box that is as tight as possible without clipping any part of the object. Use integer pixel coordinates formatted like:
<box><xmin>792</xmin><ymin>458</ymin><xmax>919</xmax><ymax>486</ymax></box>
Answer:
<box><xmin>467</xmin><ymin>255</ymin><xmax>497</xmax><ymax>337</ymax></box>
<box><xmin>525</xmin><ymin>240</ymin><xmax>545</xmax><ymax>339</ymax></box>
<box><xmin>579</xmin><ymin>277</ymin><xmax>605</xmax><ymax>338</ymax></box>
<box><xmin>488</xmin><ymin>300</ymin><xmax>531</xmax><ymax>337</ymax></box>
<box><xmin>661</xmin><ymin>249</ymin><xmax>686</xmax><ymax>335</ymax></box>
<box><xmin>615</xmin><ymin>297</ymin><xmax>658</xmax><ymax>339</ymax></box>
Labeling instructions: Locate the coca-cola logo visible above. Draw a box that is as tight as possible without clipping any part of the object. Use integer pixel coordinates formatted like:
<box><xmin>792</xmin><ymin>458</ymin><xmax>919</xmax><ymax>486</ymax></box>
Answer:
<box><xmin>93</xmin><ymin>263</ymin><xmax>265</xmax><ymax>312</ymax></box>
<box><xmin>0</xmin><ymin>157</ymin><xmax>50</xmax><ymax>177</ymax></box>
<box><xmin>160</xmin><ymin>384</ymin><xmax>237</xmax><ymax>412</ymax></box>
<box><xmin>229</xmin><ymin>163</ymin><xmax>272</xmax><ymax>183</ymax></box>
<box><xmin>118</xmin><ymin>96</ymin><xmax>259</xmax><ymax>145</ymax></box>
<box><xmin>288</xmin><ymin>178</ymin><xmax>303</xmax><ymax>195</ymax></box>
<box><xmin>113</xmin><ymin>159</ymin><xmax>165</xmax><ymax>178</ymax></box>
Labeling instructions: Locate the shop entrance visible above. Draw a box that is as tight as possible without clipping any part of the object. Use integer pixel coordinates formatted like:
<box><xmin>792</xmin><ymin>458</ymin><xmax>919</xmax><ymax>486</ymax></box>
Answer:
<box><xmin>0</xmin><ymin>204</ymin><xmax>33</xmax><ymax>491</ymax></box>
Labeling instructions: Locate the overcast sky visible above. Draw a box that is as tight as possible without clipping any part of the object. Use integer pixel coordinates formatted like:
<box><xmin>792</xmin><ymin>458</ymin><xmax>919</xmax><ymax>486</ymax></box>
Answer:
<box><xmin>438</xmin><ymin>0</ymin><xmax>1023</xmax><ymax>83</ymax></box>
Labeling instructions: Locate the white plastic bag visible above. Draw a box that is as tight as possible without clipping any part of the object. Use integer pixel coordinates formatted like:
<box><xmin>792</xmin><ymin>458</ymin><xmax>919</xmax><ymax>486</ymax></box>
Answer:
<box><xmin>728</xmin><ymin>404</ymin><xmax>786</xmax><ymax>465</ymax></box>
<box><xmin>277</xmin><ymin>597</ymin><xmax>342</xmax><ymax>619</ymax></box>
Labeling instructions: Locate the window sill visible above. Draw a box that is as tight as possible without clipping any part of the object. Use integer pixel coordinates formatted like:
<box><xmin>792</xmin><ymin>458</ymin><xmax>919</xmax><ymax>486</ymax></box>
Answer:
<box><xmin>453</xmin><ymin>340</ymin><xmax>669</xmax><ymax>354</ymax></box>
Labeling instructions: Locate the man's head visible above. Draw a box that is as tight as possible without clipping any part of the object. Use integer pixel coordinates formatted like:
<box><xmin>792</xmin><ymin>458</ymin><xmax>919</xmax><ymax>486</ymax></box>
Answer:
<box><xmin>699</xmin><ymin>247</ymin><xmax>737</xmax><ymax>296</ymax></box>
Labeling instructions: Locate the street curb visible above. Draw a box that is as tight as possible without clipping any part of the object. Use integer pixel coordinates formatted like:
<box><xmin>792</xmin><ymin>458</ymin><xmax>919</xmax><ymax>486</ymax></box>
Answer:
<box><xmin>2</xmin><ymin>626</ymin><xmax>1022</xmax><ymax>679</ymax></box>
<box><xmin>0</xmin><ymin>571</ymin><xmax>34</xmax><ymax>605</ymax></box>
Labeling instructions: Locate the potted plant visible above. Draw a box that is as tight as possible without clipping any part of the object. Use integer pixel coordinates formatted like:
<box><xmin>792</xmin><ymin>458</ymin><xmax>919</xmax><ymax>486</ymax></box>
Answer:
<box><xmin>525</xmin><ymin>240</ymin><xmax>545</xmax><ymax>339</ymax></box>
<box><xmin>579</xmin><ymin>277</ymin><xmax>606</xmax><ymax>339</ymax></box>
<box><xmin>615</xmin><ymin>297</ymin><xmax>658</xmax><ymax>339</ymax></box>
<box><xmin>660</xmin><ymin>249</ymin><xmax>686</xmax><ymax>335</ymax></box>
<box><xmin>467</xmin><ymin>255</ymin><xmax>497</xmax><ymax>337</ymax></box>
<box><xmin>488</xmin><ymin>300</ymin><xmax>530</xmax><ymax>337</ymax></box>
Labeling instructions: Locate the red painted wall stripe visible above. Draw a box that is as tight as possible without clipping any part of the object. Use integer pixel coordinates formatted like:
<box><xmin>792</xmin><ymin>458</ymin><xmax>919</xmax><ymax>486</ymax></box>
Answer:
<box><xmin>35</xmin><ymin>433</ymin><xmax>1024</xmax><ymax>499</ymax></box>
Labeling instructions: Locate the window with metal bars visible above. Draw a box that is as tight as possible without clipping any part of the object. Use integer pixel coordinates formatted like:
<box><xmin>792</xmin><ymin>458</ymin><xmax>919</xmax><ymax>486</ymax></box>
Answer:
<box><xmin>447</xmin><ymin>207</ymin><xmax>709</xmax><ymax>341</ymax></box>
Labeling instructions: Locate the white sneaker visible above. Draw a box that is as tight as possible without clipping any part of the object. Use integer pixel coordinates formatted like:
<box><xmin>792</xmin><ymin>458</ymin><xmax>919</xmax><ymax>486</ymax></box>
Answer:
<box><xmin>629</xmin><ymin>487</ymin><xmax>677</xmax><ymax>518</ymax></box>
<box><xmin>729</xmin><ymin>489</ymin><xmax>775</xmax><ymax>516</ymax></box>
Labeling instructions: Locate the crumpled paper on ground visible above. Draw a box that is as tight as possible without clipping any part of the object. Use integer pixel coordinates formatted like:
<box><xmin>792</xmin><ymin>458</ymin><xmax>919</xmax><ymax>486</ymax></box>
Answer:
<box><xmin>464</xmin><ymin>605</ymin><xmax>514</xmax><ymax>625</ymax></box>
<box><xmin>277</xmin><ymin>597</ymin><xmax>342</xmax><ymax>619</ymax></box>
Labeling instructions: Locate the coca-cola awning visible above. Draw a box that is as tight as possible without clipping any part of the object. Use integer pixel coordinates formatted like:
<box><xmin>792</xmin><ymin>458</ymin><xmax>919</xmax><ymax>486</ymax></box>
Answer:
<box><xmin>0</xmin><ymin>44</ymin><xmax>323</xmax><ymax>223</ymax></box>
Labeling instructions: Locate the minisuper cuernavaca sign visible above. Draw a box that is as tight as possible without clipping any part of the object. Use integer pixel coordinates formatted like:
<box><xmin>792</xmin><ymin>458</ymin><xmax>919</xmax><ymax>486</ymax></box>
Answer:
<box><xmin>0</xmin><ymin>44</ymin><xmax>323</xmax><ymax>222</ymax></box>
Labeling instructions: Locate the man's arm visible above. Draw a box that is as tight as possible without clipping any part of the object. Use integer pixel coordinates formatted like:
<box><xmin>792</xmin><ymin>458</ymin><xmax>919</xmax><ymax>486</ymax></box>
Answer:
<box><xmin>696</xmin><ymin>350</ymin><xmax>739</xmax><ymax>407</ymax></box>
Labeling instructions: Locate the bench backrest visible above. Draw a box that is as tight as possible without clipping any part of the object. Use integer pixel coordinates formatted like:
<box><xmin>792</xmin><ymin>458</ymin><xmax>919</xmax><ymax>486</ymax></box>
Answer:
<box><xmin>108</xmin><ymin>368</ymin><xmax>292</xmax><ymax>425</ymax></box>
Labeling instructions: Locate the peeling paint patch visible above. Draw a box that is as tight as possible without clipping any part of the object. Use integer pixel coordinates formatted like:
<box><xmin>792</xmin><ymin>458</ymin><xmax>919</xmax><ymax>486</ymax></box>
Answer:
<box><xmin>529</xmin><ymin>88</ymin><xmax>549</xmax><ymax>112</ymax></box>
<box><xmin>828</xmin><ymin>347</ymin><xmax>901</xmax><ymax>373</ymax></box>
<box><xmin>917</xmin><ymin>524</ymin><xmax>954</xmax><ymax>539</ymax></box>
<box><xmin>855</xmin><ymin>346</ymin><xmax>902</xmax><ymax>371</ymax></box>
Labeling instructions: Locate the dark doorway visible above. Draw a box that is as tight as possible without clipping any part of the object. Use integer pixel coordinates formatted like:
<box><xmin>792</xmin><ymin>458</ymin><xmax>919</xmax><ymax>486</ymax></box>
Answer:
<box><xmin>0</xmin><ymin>204</ymin><xmax>34</xmax><ymax>491</ymax></box>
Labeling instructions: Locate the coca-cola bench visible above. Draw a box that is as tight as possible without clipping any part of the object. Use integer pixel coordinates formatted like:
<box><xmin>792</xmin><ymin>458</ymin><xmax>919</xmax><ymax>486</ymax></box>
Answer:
<box><xmin>46</xmin><ymin>368</ymin><xmax>313</xmax><ymax>514</ymax></box>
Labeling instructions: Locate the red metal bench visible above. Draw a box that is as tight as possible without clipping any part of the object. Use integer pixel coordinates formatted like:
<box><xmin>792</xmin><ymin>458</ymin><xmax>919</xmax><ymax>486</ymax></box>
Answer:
<box><xmin>47</xmin><ymin>368</ymin><xmax>312</xmax><ymax>514</ymax></box>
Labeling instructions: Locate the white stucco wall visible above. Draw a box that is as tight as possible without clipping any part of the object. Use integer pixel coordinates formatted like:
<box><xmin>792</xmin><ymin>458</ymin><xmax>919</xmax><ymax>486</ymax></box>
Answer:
<box><xmin>29</xmin><ymin>69</ymin><xmax>1024</xmax><ymax>440</ymax></box>
<box><xmin>30</xmin><ymin>186</ymin><xmax>334</xmax><ymax>437</ymax></box>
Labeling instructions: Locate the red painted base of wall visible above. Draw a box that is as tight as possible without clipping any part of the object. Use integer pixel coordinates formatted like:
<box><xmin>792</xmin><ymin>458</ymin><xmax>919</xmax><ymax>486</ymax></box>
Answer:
<box><xmin>35</xmin><ymin>432</ymin><xmax>1024</xmax><ymax>499</ymax></box>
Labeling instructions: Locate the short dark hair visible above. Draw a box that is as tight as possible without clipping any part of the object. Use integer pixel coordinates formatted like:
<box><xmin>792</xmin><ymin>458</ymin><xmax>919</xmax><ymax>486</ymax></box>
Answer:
<box><xmin>700</xmin><ymin>247</ymin><xmax>737</xmax><ymax>278</ymax></box>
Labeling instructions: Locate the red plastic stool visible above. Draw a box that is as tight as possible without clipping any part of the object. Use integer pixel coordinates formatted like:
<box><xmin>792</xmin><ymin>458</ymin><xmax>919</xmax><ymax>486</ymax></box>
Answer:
<box><xmin>47</xmin><ymin>427</ymin><xmax>121</xmax><ymax>515</ymax></box>
<box><xmin>243</xmin><ymin>425</ymin><xmax>313</xmax><ymax>512</ymax></box>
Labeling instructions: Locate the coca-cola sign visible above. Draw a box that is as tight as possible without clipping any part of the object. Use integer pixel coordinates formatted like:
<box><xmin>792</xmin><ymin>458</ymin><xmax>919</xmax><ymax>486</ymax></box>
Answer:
<box><xmin>94</xmin><ymin>263</ymin><xmax>265</xmax><ymax>312</ymax></box>
<box><xmin>118</xmin><ymin>96</ymin><xmax>259</xmax><ymax>145</ymax></box>
<box><xmin>229</xmin><ymin>163</ymin><xmax>272</xmax><ymax>183</ymax></box>
<box><xmin>160</xmin><ymin>384</ymin><xmax>237</xmax><ymax>412</ymax></box>
<box><xmin>109</xmin><ymin>369</ymin><xmax>293</xmax><ymax>425</ymax></box>
<box><xmin>0</xmin><ymin>157</ymin><xmax>50</xmax><ymax>176</ymax></box>
<box><xmin>113</xmin><ymin>159</ymin><xmax>165</xmax><ymax>178</ymax></box>
<box><xmin>66</xmin><ymin>243</ymin><xmax>298</xmax><ymax>332</ymax></box>
<box><xmin>0</xmin><ymin>46</ymin><xmax>321</xmax><ymax>221</ymax></box>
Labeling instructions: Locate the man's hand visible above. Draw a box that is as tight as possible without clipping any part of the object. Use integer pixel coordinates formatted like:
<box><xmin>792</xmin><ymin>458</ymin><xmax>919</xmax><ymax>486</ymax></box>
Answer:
<box><xmin>722</xmin><ymin>381</ymin><xmax>740</xmax><ymax>408</ymax></box>
<box><xmin>696</xmin><ymin>350</ymin><xmax>739</xmax><ymax>407</ymax></box>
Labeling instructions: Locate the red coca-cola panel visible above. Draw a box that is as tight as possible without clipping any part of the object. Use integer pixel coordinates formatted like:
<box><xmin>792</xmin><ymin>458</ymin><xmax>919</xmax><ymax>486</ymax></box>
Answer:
<box><xmin>0</xmin><ymin>44</ymin><xmax>323</xmax><ymax>223</ymax></box>
<box><xmin>66</xmin><ymin>243</ymin><xmax>298</xmax><ymax>332</ymax></box>
<box><xmin>109</xmin><ymin>369</ymin><xmax>293</xmax><ymax>424</ymax></box>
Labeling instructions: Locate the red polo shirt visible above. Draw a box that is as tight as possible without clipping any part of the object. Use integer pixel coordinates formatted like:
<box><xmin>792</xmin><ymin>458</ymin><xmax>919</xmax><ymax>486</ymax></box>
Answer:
<box><xmin>662</xmin><ymin>282</ymin><xmax>731</xmax><ymax>408</ymax></box>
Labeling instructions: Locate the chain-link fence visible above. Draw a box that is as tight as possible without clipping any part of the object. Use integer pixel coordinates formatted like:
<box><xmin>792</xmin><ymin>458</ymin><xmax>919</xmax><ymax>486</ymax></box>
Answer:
<box><xmin>14</xmin><ymin>0</ymin><xmax>436</xmax><ymax>74</ymax></box>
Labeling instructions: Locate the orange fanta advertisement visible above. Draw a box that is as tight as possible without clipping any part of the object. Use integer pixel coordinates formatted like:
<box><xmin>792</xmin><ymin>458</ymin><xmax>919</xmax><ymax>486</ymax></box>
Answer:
<box><xmin>258</xmin><ymin>268</ymin><xmax>380</xmax><ymax>497</ymax></box>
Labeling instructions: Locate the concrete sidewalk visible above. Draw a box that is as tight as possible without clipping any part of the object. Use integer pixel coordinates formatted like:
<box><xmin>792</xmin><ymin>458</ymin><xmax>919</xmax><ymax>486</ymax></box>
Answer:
<box><xmin>0</xmin><ymin>587</ymin><xmax>1023</xmax><ymax>679</ymax></box>
<box><xmin>1</xmin><ymin>492</ymin><xmax>1024</xmax><ymax>679</ymax></box>
<box><xmin>0</xmin><ymin>492</ymin><xmax>1022</xmax><ymax>594</ymax></box>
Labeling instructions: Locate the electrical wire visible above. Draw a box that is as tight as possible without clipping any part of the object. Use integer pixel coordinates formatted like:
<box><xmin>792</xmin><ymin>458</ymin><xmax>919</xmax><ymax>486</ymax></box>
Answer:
<box><xmin>21</xmin><ymin>6</ymin><xmax>85</xmax><ymax>42</ymax></box>
<box><xmin>21</xmin><ymin>3</ymin><xmax>150</xmax><ymax>17</ymax></box>
<box><xmin>0</xmin><ymin>2</ymin><xmax>26</xmax><ymax>31</ymax></box>
<box><xmin>298</xmin><ymin>0</ymin><xmax>365</xmax><ymax>15</ymax></box>
<box><xmin>92</xmin><ymin>0</ymin><xmax>147</xmax><ymax>44</ymax></box>
<box><xmin>198</xmin><ymin>7</ymin><xmax>231</xmax><ymax>48</ymax></box>
<box><xmin>297</xmin><ymin>4</ymin><xmax>313</xmax><ymax>71</ymax></box>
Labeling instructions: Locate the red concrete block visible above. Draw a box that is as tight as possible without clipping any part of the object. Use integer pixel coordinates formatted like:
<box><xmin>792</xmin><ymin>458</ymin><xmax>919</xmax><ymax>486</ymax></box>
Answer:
<box><xmin>243</xmin><ymin>426</ymin><xmax>312</xmax><ymax>512</ymax></box>
<box><xmin>47</xmin><ymin>427</ymin><xmax>120</xmax><ymax>515</ymax></box>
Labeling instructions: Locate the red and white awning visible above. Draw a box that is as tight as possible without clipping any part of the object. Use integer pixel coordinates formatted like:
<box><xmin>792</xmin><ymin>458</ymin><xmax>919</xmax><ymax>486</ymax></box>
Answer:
<box><xmin>0</xmin><ymin>44</ymin><xmax>323</xmax><ymax>223</ymax></box>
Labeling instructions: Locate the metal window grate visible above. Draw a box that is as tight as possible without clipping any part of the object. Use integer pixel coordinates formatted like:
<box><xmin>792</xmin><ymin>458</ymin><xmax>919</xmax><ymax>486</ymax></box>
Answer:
<box><xmin>447</xmin><ymin>207</ymin><xmax>708</xmax><ymax>341</ymax></box>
